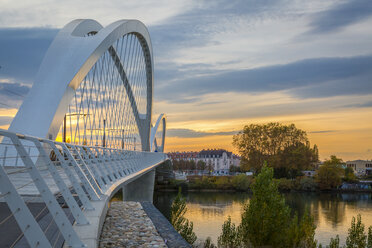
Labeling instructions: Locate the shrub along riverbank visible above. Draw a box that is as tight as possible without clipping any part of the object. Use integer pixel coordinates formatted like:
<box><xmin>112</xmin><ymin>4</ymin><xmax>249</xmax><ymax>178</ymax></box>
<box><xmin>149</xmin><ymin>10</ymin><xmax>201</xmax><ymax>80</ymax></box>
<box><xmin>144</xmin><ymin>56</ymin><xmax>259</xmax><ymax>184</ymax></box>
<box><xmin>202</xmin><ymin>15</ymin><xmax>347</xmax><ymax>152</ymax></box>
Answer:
<box><xmin>155</xmin><ymin>174</ymin><xmax>372</xmax><ymax>193</ymax></box>
<box><xmin>168</xmin><ymin>167</ymin><xmax>372</xmax><ymax>248</ymax></box>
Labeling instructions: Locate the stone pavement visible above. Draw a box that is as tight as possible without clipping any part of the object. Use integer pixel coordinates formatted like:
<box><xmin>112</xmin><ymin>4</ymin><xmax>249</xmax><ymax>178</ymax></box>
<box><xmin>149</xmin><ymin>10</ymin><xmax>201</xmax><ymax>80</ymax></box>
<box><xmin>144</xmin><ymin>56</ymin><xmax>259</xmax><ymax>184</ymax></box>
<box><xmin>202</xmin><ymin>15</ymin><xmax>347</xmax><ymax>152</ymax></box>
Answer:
<box><xmin>99</xmin><ymin>201</ymin><xmax>167</xmax><ymax>248</ymax></box>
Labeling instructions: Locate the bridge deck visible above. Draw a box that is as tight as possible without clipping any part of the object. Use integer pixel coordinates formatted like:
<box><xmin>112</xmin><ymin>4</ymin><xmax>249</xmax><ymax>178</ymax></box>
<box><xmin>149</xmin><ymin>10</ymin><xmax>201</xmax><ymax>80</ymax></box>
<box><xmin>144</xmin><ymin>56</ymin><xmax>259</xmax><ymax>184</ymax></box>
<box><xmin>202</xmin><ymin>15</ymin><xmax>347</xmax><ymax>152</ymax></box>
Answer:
<box><xmin>0</xmin><ymin>129</ymin><xmax>168</xmax><ymax>248</ymax></box>
<box><xmin>4</xmin><ymin>166</ymin><xmax>71</xmax><ymax>197</ymax></box>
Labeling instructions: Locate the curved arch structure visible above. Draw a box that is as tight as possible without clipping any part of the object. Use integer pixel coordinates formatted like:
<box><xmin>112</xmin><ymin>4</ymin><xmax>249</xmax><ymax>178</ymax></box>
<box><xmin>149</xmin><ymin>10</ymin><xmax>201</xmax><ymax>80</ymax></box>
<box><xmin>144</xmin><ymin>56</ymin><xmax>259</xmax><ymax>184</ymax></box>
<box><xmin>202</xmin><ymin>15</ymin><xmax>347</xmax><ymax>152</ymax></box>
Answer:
<box><xmin>0</xmin><ymin>19</ymin><xmax>171</xmax><ymax>248</ymax></box>
<box><xmin>9</xmin><ymin>19</ymin><xmax>154</xmax><ymax>151</ymax></box>
<box><xmin>150</xmin><ymin>114</ymin><xmax>166</xmax><ymax>152</ymax></box>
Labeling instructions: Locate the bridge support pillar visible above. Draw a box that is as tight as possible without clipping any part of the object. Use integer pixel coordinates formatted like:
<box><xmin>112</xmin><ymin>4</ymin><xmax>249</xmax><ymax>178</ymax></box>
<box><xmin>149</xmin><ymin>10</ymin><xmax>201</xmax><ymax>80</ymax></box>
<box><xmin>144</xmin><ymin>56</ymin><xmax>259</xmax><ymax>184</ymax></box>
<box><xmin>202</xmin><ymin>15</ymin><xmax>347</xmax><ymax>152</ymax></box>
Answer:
<box><xmin>122</xmin><ymin>169</ymin><xmax>155</xmax><ymax>202</ymax></box>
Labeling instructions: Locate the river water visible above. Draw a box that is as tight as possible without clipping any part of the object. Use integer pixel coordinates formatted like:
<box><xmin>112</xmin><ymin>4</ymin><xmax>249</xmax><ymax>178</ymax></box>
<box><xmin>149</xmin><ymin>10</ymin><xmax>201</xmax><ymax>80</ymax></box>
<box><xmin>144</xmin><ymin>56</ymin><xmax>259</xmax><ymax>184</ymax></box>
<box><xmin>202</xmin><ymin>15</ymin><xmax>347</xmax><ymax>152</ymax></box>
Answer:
<box><xmin>153</xmin><ymin>191</ymin><xmax>372</xmax><ymax>246</ymax></box>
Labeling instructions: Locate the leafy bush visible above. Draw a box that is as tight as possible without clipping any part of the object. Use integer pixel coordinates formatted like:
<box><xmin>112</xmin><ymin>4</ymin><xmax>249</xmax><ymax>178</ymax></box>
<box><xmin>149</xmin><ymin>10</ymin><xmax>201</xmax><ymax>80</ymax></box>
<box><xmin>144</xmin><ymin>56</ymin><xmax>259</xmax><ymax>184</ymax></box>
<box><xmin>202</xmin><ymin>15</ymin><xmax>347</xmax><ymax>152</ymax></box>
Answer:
<box><xmin>315</xmin><ymin>155</ymin><xmax>344</xmax><ymax>190</ymax></box>
<box><xmin>170</xmin><ymin>189</ymin><xmax>197</xmax><ymax>245</ymax></box>
<box><xmin>344</xmin><ymin>167</ymin><xmax>358</xmax><ymax>183</ymax></box>
<box><xmin>203</xmin><ymin>237</ymin><xmax>216</xmax><ymax>248</ymax></box>
<box><xmin>300</xmin><ymin>177</ymin><xmax>317</xmax><ymax>191</ymax></box>
<box><xmin>231</xmin><ymin>174</ymin><xmax>251</xmax><ymax>191</ymax></box>
<box><xmin>275</xmin><ymin>178</ymin><xmax>293</xmax><ymax>191</ymax></box>
<box><xmin>239</xmin><ymin>166</ymin><xmax>317</xmax><ymax>248</ymax></box>
<box><xmin>215</xmin><ymin>176</ymin><xmax>231</xmax><ymax>190</ymax></box>
<box><xmin>346</xmin><ymin>214</ymin><xmax>367</xmax><ymax>248</ymax></box>
<box><xmin>191</xmin><ymin>176</ymin><xmax>215</xmax><ymax>189</ymax></box>
<box><xmin>325</xmin><ymin>214</ymin><xmax>372</xmax><ymax>248</ymax></box>
<box><xmin>217</xmin><ymin>216</ymin><xmax>241</xmax><ymax>248</ymax></box>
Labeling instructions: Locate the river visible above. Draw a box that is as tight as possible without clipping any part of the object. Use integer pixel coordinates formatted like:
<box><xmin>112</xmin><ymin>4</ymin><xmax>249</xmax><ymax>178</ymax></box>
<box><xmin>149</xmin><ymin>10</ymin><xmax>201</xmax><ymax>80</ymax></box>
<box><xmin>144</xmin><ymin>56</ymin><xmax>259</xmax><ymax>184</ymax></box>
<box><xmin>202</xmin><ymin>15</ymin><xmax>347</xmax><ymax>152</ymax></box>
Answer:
<box><xmin>153</xmin><ymin>191</ymin><xmax>372</xmax><ymax>246</ymax></box>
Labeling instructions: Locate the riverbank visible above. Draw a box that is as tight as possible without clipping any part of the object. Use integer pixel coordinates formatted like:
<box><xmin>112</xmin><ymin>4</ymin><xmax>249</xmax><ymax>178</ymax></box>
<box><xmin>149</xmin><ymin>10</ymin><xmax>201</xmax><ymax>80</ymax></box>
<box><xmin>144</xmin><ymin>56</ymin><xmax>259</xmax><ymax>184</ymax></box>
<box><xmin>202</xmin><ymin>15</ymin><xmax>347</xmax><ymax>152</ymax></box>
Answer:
<box><xmin>155</xmin><ymin>174</ymin><xmax>372</xmax><ymax>193</ymax></box>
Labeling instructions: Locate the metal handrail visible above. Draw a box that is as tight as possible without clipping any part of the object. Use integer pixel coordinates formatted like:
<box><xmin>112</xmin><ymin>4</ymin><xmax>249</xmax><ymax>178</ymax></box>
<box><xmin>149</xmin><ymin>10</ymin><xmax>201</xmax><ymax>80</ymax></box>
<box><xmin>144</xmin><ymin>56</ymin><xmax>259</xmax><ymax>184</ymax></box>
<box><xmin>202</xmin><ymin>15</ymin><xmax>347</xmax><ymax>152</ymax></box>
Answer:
<box><xmin>0</xmin><ymin>128</ymin><xmax>166</xmax><ymax>248</ymax></box>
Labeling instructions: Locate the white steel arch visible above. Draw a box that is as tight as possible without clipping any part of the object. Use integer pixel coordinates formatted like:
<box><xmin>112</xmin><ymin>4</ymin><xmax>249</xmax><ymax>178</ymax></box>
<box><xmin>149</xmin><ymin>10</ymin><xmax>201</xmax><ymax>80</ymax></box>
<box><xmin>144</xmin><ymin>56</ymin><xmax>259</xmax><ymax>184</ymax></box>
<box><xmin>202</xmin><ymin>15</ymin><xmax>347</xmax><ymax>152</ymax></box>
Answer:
<box><xmin>150</xmin><ymin>114</ymin><xmax>166</xmax><ymax>152</ymax></box>
<box><xmin>8</xmin><ymin>19</ymin><xmax>154</xmax><ymax>151</ymax></box>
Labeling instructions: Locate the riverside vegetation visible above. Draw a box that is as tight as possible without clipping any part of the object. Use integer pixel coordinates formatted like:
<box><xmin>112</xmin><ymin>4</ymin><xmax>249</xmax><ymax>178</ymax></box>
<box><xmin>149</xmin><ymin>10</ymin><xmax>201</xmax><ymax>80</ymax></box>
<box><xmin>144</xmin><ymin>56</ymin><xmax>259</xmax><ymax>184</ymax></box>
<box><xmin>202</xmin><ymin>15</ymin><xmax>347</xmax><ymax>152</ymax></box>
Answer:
<box><xmin>170</xmin><ymin>166</ymin><xmax>372</xmax><ymax>248</ymax></box>
<box><xmin>165</xmin><ymin>155</ymin><xmax>369</xmax><ymax>192</ymax></box>
<box><xmin>165</xmin><ymin>123</ymin><xmax>371</xmax><ymax>192</ymax></box>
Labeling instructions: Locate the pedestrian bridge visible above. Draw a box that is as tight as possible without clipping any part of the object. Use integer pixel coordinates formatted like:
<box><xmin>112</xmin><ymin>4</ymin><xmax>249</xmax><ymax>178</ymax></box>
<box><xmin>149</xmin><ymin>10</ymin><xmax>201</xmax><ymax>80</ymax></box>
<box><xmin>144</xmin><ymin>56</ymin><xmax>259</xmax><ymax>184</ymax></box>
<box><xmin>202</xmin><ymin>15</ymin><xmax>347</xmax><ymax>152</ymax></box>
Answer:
<box><xmin>0</xmin><ymin>19</ymin><xmax>168</xmax><ymax>247</ymax></box>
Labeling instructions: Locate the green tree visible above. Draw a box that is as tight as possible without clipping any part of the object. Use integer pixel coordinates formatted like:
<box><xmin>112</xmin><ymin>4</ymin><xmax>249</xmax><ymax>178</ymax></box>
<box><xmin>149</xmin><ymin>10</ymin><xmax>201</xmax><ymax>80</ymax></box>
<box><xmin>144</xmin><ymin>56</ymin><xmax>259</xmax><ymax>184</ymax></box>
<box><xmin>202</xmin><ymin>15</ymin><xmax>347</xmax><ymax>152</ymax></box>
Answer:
<box><xmin>344</xmin><ymin>167</ymin><xmax>357</xmax><ymax>182</ymax></box>
<box><xmin>368</xmin><ymin>226</ymin><xmax>372</xmax><ymax>248</ymax></box>
<box><xmin>170</xmin><ymin>189</ymin><xmax>197</xmax><ymax>245</ymax></box>
<box><xmin>231</xmin><ymin>174</ymin><xmax>251</xmax><ymax>191</ymax></box>
<box><xmin>328</xmin><ymin>235</ymin><xmax>340</xmax><ymax>248</ymax></box>
<box><xmin>229</xmin><ymin>164</ymin><xmax>241</xmax><ymax>173</ymax></box>
<box><xmin>217</xmin><ymin>216</ymin><xmax>241</xmax><ymax>248</ymax></box>
<box><xmin>345</xmin><ymin>214</ymin><xmax>367</xmax><ymax>248</ymax></box>
<box><xmin>324</xmin><ymin>155</ymin><xmax>344</xmax><ymax>166</ymax></box>
<box><xmin>276</xmin><ymin>143</ymin><xmax>319</xmax><ymax>178</ymax></box>
<box><xmin>197</xmin><ymin>160</ymin><xmax>207</xmax><ymax>171</ymax></box>
<box><xmin>315</xmin><ymin>155</ymin><xmax>344</xmax><ymax>190</ymax></box>
<box><xmin>172</xmin><ymin>160</ymin><xmax>180</xmax><ymax>171</ymax></box>
<box><xmin>207</xmin><ymin>160</ymin><xmax>214</xmax><ymax>173</ymax></box>
<box><xmin>204</xmin><ymin>237</ymin><xmax>216</xmax><ymax>248</ymax></box>
<box><xmin>240</xmin><ymin>166</ymin><xmax>287</xmax><ymax>247</ymax></box>
<box><xmin>233</xmin><ymin>122</ymin><xmax>318</xmax><ymax>176</ymax></box>
<box><xmin>290</xmin><ymin>211</ymin><xmax>317</xmax><ymax>248</ymax></box>
<box><xmin>189</xmin><ymin>160</ymin><xmax>197</xmax><ymax>171</ymax></box>
<box><xmin>239</xmin><ymin>165</ymin><xmax>317</xmax><ymax>247</ymax></box>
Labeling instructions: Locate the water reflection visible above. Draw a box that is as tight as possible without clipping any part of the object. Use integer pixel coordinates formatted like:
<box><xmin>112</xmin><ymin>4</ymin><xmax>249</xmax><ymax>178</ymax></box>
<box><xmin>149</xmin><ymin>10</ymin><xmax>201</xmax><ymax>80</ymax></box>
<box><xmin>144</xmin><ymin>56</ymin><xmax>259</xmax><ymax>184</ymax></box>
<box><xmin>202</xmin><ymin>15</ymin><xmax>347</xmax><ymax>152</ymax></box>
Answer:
<box><xmin>153</xmin><ymin>191</ymin><xmax>372</xmax><ymax>245</ymax></box>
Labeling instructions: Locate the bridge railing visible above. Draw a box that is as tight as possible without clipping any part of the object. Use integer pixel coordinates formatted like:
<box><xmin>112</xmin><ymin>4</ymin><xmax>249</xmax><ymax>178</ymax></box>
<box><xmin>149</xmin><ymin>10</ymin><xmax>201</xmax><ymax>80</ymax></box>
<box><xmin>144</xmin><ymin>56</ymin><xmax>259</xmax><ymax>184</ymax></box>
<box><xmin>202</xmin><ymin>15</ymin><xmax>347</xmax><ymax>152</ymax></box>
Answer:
<box><xmin>0</xmin><ymin>128</ymin><xmax>166</xmax><ymax>248</ymax></box>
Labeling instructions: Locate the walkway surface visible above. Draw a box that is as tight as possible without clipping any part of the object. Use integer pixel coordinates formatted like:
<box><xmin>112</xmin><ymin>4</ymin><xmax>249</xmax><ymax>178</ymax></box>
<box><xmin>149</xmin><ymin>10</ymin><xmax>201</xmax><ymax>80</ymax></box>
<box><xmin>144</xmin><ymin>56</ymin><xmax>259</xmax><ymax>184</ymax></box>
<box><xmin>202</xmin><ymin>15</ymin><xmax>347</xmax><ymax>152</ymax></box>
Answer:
<box><xmin>99</xmin><ymin>201</ymin><xmax>166</xmax><ymax>248</ymax></box>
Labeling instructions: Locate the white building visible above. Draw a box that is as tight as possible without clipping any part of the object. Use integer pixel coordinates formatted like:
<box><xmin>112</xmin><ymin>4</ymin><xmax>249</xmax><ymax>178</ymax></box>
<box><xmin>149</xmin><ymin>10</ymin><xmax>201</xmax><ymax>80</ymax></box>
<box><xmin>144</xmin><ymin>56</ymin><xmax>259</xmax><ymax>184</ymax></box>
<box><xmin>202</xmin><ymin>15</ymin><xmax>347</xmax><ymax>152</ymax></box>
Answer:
<box><xmin>346</xmin><ymin>160</ymin><xmax>372</xmax><ymax>176</ymax></box>
<box><xmin>196</xmin><ymin>149</ymin><xmax>240</xmax><ymax>174</ymax></box>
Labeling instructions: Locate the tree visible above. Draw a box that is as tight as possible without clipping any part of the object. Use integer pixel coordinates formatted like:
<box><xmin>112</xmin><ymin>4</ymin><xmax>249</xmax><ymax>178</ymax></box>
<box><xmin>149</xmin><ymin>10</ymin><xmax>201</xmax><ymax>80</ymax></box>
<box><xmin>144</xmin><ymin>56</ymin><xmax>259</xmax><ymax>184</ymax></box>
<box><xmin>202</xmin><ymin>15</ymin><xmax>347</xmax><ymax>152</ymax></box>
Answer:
<box><xmin>346</xmin><ymin>214</ymin><xmax>367</xmax><ymax>248</ymax></box>
<box><xmin>231</xmin><ymin>174</ymin><xmax>251</xmax><ymax>191</ymax></box>
<box><xmin>328</xmin><ymin>235</ymin><xmax>340</xmax><ymax>248</ymax></box>
<box><xmin>188</xmin><ymin>160</ymin><xmax>196</xmax><ymax>171</ymax></box>
<box><xmin>239</xmin><ymin>165</ymin><xmax>317</xmax><ymax>247</ymax></box>
<box><xmin>286</xmin><ymin>211</ymin><xmax>317</xmax><ymax>248</ymax></box>
<box><xmin>315</xmin><ymin>155</ymin><xmax>344</xmax><ymax>190</ymax></box>
<box><xmin>204</xmin><ymin>237</ymin><xmax>216</xmax><ymax>248</ymax></box>
<box><xmin>197</xmin><ymin>160</ymin><xmax>207</xmax><ymax>171</ymax></box>
<box><xmin>233</xmin><ymin>122</ymin><xmax>318</xmax><ymax>176</ymax></box>
<box><xmin>368</xmin><ymin>226</ymin><xmax>372</xmax><ymax>248</ymax></box>
<box><xmin>206</xmin><ymin>160</ymin><xmax>214</xmax><ymax>173</ymax></box>
<box><xmin>172</xmin><ymin>160</ymin><xmax>180</xmax><ymax>171</ymax></box>
<box><xmin>170</xmin><ymin>189</ymin><xmax>197</xmax><ymax>245</ymax></box>
<box><xmin>344</xmin><ymin>167</ymin><xmax>357</xmax><ymax>182</ymax></box>
<box><xmin>326</xmin><ymin>215</ymin><xmax>372</xmax><ymax>248</ymax></box>
<box><xmin>240</xmin><ymin>165</ymin><xmax>291</xmax><ymax>247</ymax></box>
<box><xmin>217</xmin><ymin>216</ymin><xmax>241</xmax><ymax>248</ymax></box>
<box><xmin>276</xmin><ymin>143</ymin><xmax>319</xmax><ymax>178</ymax></box>
<box><xmin>229</xmin><ymin>165</ymin><xmax>241</xmax><ymax>173</ymax></box>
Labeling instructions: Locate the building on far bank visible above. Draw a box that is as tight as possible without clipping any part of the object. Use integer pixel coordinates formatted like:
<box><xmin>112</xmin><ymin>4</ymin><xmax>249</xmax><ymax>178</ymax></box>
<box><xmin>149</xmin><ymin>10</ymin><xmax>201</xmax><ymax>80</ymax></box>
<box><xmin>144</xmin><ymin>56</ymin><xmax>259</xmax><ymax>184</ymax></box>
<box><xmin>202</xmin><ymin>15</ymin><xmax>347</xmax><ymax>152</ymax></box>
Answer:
<box><xmin>167</xmin><ymin>151</ymin><xmax>198</xmax><ymax>161</ymax></box>
<box><xmin>346</xmin><ymin>160</ymin><xmax>372</xmax><ymax>176</ymax></box>
<box><xmin>167</xmin><ymin>149</ymin><xmax>240</xmax><ymax>174</ymax></box>
<box><xmin>197</xmin><ymin>149</ymin><xmax>240</xmax><ymax>174</ymax></box>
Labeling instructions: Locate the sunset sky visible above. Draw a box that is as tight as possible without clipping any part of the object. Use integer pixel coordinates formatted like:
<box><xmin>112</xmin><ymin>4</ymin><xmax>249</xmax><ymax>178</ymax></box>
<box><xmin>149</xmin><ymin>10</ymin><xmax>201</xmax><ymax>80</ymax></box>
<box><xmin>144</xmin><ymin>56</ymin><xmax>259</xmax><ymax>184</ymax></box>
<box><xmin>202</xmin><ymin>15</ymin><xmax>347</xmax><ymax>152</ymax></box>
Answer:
<box><xmin>0</xmin><ymin>0</ymin><xmax>372</xmax><ymax>161</ymax></box>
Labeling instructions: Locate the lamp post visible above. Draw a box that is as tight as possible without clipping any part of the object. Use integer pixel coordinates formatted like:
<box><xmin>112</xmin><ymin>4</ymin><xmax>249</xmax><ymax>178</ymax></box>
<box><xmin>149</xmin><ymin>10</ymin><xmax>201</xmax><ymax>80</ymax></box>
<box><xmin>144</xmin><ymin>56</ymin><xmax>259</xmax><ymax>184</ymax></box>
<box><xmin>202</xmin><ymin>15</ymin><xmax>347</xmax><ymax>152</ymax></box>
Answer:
<box><xmin>63</xmin><ymin>113</ymin><xmax>90</xmax><ymax>143</ymax></box>
<box><xmin>103</xmin><ymin>119</ymin><xmax>106</xmax><ymax>147</ymax></box>
<box><xmin>63</xmin><ymin>115</ymin><xmax>66</xmax><ymax>143</ymax></box>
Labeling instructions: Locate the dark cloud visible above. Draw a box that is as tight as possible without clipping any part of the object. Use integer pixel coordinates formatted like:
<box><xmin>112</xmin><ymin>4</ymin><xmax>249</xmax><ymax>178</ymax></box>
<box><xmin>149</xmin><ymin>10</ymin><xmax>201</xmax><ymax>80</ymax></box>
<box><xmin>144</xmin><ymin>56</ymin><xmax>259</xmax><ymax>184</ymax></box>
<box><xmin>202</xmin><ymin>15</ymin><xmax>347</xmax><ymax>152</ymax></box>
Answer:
<box><xmin>309</xmin><ymin>130</ymin><xmax>337</xmax><ymax>134</ymax></box>
<box><xmin>342</xmin><ymin>101</ymin><xmax>372</xmax><ymax>109</ymax></box>
<box><xmin>0</xmin><ymin>82</ymin><xmax>29</xmax><ymax>97</ymax></box>
<box><xmin>150</xmin><ymin>0</ymin><xmax>287</xmax><ymax>59</ymax></box>
<box><xmin>156</xmin><ymin>55</ymin><xmax>372</xmax><ymax>100</ymax></box>
<box><xmin>308</xmin><ymin>0</ymin><xmax>372</xmax><ymax>34</ymax></box>
<box><xmin>0</xmin><ymin>82</ymin><xmax>30</xmax><ymax>108</ymax></box>
<box><xmin>0</xmin><ymin>28</ymin><xmax>58</xmax><ymax>83</ymax></box>
<box><xmin>167</xmin><ymin>128</ymin><xmax>238</xmax><ymax>138</ymax></box>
